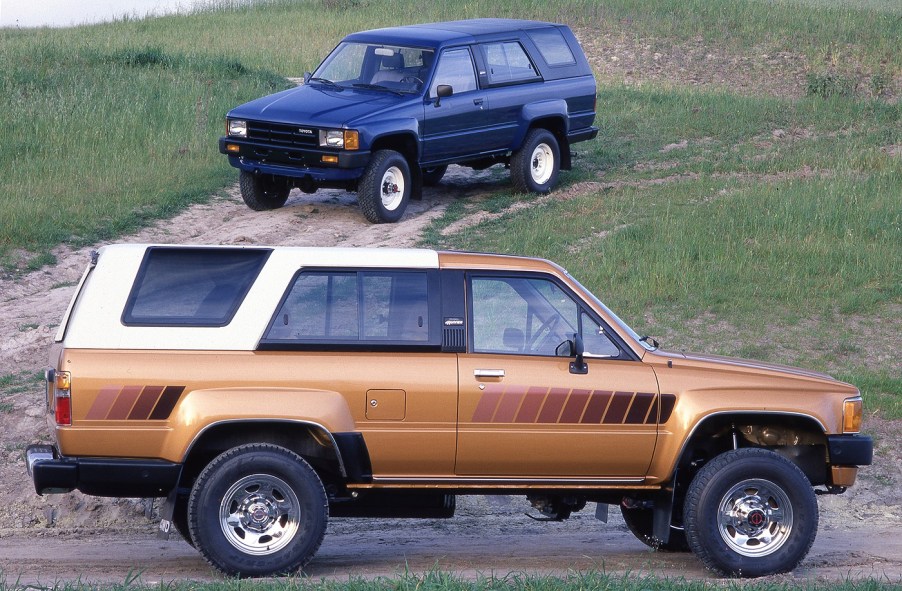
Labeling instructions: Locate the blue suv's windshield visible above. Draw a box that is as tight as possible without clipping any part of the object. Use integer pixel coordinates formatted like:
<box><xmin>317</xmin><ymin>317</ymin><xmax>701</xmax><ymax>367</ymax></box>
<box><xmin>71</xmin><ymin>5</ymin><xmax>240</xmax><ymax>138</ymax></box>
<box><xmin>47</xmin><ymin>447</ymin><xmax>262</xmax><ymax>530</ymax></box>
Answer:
<box><xmin>313</xmin><ymin>42</ymin><xmax>435</xmax><ymax>95</ymax></box>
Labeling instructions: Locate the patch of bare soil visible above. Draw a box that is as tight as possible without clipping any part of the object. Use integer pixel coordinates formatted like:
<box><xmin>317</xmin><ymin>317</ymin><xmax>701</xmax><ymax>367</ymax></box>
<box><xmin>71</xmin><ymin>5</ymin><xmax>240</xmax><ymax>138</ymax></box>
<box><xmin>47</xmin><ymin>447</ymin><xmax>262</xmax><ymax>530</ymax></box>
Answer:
<box><xmin>0</xmin><ymin>35</ymin><xmax>899</xmax><ymax>584</ymax></box>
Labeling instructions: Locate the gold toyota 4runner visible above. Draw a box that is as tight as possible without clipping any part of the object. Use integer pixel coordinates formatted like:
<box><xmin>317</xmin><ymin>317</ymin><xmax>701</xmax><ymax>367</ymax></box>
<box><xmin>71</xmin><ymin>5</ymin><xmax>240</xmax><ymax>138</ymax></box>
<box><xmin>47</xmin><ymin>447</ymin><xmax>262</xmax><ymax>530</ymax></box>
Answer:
<box><xmin>26</xmin><ymin>244</ymin><xmax>872</xmax><ymax>578</ymax></box>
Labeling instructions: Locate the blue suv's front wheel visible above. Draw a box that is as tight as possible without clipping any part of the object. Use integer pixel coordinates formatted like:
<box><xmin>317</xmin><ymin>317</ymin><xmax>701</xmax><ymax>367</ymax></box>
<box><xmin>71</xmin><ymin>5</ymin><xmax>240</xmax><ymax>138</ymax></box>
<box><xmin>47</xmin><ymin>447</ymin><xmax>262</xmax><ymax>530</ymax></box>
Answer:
<box><xmin>358</xmin><ymin>150</ymin><xmax>411</xmax><ymax>223</ymax></box>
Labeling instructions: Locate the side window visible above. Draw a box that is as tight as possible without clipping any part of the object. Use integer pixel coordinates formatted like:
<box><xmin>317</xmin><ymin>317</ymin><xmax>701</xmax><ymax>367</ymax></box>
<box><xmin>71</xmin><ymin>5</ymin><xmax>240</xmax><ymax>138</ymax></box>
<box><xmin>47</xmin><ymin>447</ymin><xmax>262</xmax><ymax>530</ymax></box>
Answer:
<box><xmin>265</xmin><ymin>270</ymin><xmax>431</xmax><ymax>343</ymax></box>
<box><xmin>430</xmin><ymin>48</ymin><xmax>477</xmax><ymax>96</ymax></box>
<box><xmin>527</xmin><ymin>29</ymin><xmax>577</xmax><ymax>66</ymax></box>
<box><xmin>580</xmin><ymin>311</ymin><xmax>621</xmax><ymax>358</ymax></box>
<box><xmin>122</xmin><ymin>247</ymin><xmax>270</xmax><ymax>327</ymax></box>
<box><xmin>480</xmin><ymin>41</ymin><xmax>539</xmax><ymax>85</ymax></box>
<box><xmin>470</xmin><ymin>276</ymin><xmax>578</xmax><ymax>356</ymax></box>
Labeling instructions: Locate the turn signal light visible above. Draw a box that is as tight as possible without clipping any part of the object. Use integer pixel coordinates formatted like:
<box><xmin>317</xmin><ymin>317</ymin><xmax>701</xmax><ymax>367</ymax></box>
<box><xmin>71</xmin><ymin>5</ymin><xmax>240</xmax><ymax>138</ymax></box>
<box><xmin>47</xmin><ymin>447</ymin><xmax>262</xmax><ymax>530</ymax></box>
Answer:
<box><xmin>225</xmin><ymin>144</ymin><xmax>241</xmax><ymax>153</ymax></box>
<box><xmin>321</xmin><ymin>155</ymin><xmax>338</xmax><ymax>163</ymax></box>
<box><xmin>343</xmin><ymin>130</ymin><xmax>359</xmax><ymax>151</ymax></box>
<box><xmin>843</xmin><ymin>397</ymin><xmax>862</xmax><ymax>434</ymax></box>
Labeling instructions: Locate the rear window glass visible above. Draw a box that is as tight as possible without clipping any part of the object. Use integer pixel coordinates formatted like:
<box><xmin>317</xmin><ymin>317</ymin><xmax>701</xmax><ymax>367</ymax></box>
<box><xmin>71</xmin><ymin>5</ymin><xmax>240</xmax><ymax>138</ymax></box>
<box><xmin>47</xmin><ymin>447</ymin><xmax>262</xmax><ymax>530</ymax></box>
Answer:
<box><xmin>480</xmin><ymin>42</ymin><xmax>539</xmax><ymax>85</ymax></box>
<box><xmin>527</xmin><ymin>29</ymin><xmax>576</xmax><ymax>66</ymax></box>
<box><xmin>122</xmin><ymin>247</ymin><xmax>270</xmax><ymax>326</ymax></box>
<box><xmin>265</xmin><ymin>270</ymin><xmax>432</xmax><ymax>343</ymax></box>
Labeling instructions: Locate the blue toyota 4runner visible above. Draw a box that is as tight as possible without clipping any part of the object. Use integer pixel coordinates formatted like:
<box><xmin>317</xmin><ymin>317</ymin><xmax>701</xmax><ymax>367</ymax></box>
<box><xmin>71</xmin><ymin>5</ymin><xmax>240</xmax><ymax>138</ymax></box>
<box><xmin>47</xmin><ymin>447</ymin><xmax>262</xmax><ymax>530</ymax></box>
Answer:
<box><xmin>219</xmin><ymin>18</ymin><xmax>598</xmax><ymax>223</ymax></box>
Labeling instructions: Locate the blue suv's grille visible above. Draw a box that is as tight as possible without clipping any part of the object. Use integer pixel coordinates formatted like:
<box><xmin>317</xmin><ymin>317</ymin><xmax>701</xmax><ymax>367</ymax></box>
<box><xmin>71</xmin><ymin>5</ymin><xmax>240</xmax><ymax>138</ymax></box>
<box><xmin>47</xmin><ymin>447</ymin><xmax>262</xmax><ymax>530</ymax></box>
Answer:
<box><xmin>247</xmin><ymin>121</ymin><xmax>318</xmax><ymax>148</ymax></box>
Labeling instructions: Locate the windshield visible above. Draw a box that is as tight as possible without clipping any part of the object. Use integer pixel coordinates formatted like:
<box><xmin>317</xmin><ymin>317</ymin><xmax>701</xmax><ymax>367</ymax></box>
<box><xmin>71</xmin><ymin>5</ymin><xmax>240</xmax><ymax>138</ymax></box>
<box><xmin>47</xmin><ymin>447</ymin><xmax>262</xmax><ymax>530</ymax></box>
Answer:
<box><xmin>566</xmin><ymin>273</ymin><xmax>656</xmax><ymax>352</ymax></box>
<box><xmin>313</xmin><ymin>42</ymin><xmax>434</xmax><ymax>94</ymax></box>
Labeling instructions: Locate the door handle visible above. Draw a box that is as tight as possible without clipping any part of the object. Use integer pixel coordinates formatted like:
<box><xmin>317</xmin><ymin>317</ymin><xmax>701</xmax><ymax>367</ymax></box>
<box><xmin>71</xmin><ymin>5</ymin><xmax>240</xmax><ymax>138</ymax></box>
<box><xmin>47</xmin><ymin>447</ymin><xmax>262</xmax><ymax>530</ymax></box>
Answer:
<box><xmin>473</xmin><ymin>98</ymin><xmax>484</xmax><ymax>107</ymax></box>
<box><xmin>474</xmin><ymin>369</ymin><xmax>505</xmax><ymax>378</ymax></box>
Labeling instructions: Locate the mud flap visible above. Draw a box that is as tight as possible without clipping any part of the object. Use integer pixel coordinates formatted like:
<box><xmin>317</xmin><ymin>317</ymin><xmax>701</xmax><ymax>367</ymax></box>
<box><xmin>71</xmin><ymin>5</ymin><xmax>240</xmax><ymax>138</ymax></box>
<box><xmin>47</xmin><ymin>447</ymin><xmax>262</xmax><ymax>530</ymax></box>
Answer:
<box><xmin>157</xmin><ymin>486</ymin><xmax>178</xmax><ymax>540</ymax></box>
<box><xmin>594</xmin><ymin>502</ymin><xmax>609</xmax><ymax>523</ymax></box>
<box><xmin>653</xmin><ymin>489</ymin><xmax>674</xmax><ymax>543</ymax></box>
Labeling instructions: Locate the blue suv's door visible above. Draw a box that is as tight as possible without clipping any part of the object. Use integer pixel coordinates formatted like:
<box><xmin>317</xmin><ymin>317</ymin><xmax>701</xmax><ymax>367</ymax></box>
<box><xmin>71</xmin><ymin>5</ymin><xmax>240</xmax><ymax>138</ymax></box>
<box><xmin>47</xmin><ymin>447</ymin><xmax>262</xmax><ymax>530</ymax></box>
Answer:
<box><xmin>422</xmin><ymin>48</ymin><xmax>489</xmax><ymax>163</ymax></box>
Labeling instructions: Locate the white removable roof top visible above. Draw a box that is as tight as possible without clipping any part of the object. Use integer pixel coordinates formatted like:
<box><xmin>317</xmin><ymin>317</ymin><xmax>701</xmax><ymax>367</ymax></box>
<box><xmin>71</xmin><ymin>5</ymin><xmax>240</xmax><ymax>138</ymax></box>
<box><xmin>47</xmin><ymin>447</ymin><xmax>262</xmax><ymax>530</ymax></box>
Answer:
<box><xmin>59</xmin><ymin>244</ymin><xmax>440</xmax><ymax>351</ymax></box>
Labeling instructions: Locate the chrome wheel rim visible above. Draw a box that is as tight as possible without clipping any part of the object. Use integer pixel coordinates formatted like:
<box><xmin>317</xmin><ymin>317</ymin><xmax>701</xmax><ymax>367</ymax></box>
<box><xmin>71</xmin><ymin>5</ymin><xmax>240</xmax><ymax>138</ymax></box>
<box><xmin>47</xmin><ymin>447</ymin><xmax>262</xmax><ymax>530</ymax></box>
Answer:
<box><xmin>380</xmin><ymin>166</ymin><xmax>405</xmax><ymax>211</ymax></box>
<box><xmin>220</xmin><ymin>474</ymin><xmax>300</xmax><ymax>556</ymax></box>
<box><xmin>530</xmin><ymin>143</ymin><xmax>554</xmax><ymax>185</ymax></box>
<box><xmin>717</xmin><ymin>478</ymin><xmax>793</xmax><ymax>557</ymax></box>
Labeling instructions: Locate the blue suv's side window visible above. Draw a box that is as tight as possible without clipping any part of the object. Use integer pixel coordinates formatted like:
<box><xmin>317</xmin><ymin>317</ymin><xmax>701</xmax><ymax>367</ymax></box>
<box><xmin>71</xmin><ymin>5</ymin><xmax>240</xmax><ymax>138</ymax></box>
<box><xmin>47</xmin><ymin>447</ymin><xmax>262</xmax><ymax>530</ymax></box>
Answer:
<box><xmin>430</xmin><ymin>48</ymin><xmax>477</xmax><ymax>96</ymax></box>
<box><xmin>480</xmin><ymin>41</ymin><xmax>540</xmax><ymax>85</ymax></box>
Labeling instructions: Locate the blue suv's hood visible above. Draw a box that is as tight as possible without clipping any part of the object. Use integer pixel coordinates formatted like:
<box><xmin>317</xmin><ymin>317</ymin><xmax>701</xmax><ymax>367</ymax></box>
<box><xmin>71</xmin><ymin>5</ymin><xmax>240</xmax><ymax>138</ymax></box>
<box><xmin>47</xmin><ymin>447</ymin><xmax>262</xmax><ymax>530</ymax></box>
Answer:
<box><xmin>228</xmin><ymin>83</ymin><xmax>415</xmax><ymax>127</ymax></box>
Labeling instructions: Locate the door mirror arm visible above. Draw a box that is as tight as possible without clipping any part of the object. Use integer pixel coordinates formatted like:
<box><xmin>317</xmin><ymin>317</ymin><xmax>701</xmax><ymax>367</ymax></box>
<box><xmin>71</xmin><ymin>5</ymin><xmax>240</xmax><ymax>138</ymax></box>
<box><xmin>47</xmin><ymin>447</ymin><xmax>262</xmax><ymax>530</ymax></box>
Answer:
<box><xmin>569</xmin><ymin>333</ymin><xmax>588</xmax><ymax>375</ymax></box>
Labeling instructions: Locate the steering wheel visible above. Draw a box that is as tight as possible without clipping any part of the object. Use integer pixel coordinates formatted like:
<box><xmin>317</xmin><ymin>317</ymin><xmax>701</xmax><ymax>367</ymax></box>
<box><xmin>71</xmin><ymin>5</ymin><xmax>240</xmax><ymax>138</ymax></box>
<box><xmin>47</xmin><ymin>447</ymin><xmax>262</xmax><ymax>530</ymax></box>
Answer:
<box><xmin>400</xmin><ymin>75</ymin><xmax>424</xmax><ymax>86</ymax></box>
<box><xmin>528</xmin><ymin>314</ymin><xmax>560</xmax><ymax>350</ymax></box>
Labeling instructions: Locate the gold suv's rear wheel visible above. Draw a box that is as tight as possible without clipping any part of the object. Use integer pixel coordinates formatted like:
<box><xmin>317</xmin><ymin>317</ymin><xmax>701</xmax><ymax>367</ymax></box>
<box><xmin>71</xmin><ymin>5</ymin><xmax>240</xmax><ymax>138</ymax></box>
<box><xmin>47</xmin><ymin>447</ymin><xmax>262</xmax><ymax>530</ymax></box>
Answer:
<box><xmin>188</xmin><ymin>444</ymin><xmax>327</xmax><ymax>577</ymax></box>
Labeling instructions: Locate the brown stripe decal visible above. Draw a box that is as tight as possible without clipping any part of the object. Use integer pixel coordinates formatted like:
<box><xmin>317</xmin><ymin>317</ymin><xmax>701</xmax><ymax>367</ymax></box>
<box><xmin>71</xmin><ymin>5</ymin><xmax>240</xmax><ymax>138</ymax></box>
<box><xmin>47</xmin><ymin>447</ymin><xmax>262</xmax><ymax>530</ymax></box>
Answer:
<box><xmin>149</xmin><ymin>386</ymin><xmax>185</xmax><ymax>420</ymax></box>
<box><xmin>581</xmin><ymin>390</ymin><xmax>613</xmax><ymax>424</ymax></box>
<box><xmin>128</xmin><ymin>385</ymin><xmax>164</xmax><ymax>420</ymax></box>
<box><xmin>494</xmin><ymin>386</ymin><xmax>527</xmax><ymax>423</ymax></box>
<box><xmin>603</xmin><ymin>391</ymin><xmax>634</xmax><ymax>424</ymax></box>
<box><xmin>660</xmin><ymin>393</ymin><xmax>677</xmax><ymax>423</ymax></box>
<box><xmin>86</xmin><ymin>385</ymin><xmax>123</xmax><ymax>420</ymax></box>
<box><xmin>536</xmin><ymin>388</ymin><xmax>569</xmax><ymax>423</ymax></box>
<box><xmin>559</xmin><ymin>389</ymin><xmax>592</xmax><ymax>423</ymax></box>
<box><xmin>472</xmin><ymin>385</ymin><xmax>504</xmax><ymax>422</ymax></box>
<box><xmin>471</xmin><ymin>387</ymin><xmax>675</xmax><ymax>425</ymax></box>
<box><xmin>626</xmin><ymin>392</ymin><xmax>656</xmax><ymax>424</ymax></box>
<box><xmin>107</xmin><ymin>385</ymin><xmax>143</xmax><ymax>420</ymax></box>
<box><xmin>515</xmin><ymin>387</ymin><xmax>547</xmax><ymax>423</ymax></box>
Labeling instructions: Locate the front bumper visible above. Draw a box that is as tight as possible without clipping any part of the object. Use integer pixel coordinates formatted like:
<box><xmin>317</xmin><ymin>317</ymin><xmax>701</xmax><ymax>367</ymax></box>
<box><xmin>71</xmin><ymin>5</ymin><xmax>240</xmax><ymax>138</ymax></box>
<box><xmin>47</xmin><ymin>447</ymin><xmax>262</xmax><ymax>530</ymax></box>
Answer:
<box><xmin>219</xmin><ymin>137</ymin><xmax>369</xmax><ymax>182</ymax></box>
<box><xmin>26</xmin><ymin>444</ymin><xmax>180</xmax><ymax>498</ymax></box>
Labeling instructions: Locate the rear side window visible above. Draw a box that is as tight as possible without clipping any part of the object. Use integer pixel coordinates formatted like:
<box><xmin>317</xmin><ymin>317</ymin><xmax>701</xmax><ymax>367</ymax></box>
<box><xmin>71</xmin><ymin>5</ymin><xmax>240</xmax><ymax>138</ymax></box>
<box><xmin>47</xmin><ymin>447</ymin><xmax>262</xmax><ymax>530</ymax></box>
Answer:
<box><xmin>122</xmin><ymin>247</ymin><xmax>271</xmax><ymax>327</ymax></box>
<box><xmin>480</xmin><ymin>41</ymin><xmax>540</xmax><ymax>85</ymax></box>
<box><xmin>264</xmin><ymin>270</ymin><xmax>435</xmax><ymax>345</ymax></box>
<box><xmin>527</xmin><ymin>29</ymin><xmax>576</xmax><ymax>66</ymax></box>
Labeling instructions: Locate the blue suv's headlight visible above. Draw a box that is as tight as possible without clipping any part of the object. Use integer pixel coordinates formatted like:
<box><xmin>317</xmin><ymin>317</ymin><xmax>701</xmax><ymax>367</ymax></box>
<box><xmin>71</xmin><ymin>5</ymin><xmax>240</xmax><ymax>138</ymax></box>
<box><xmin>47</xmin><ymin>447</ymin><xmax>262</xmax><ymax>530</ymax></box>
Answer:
<box><xmin>227</xmin><ymin>119</ymin><xmax>247</xmax><ymax>138</ymax></box>
<box><xmin>319</xmin><ymin>129</ymin><xmax>359</xmax><ymax>150</ymax></box>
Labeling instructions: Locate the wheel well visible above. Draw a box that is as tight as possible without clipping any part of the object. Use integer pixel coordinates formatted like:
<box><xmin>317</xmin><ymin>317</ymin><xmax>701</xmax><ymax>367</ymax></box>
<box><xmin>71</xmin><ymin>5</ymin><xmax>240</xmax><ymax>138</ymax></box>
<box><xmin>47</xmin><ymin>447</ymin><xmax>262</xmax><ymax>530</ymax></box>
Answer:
<box><xmin>179</xmin><ymin>422</ymin><xmax>344</xmax><ymax>492</ymax></box>
<box><xmin>527</xmin><ymin>117</ymin><xmax>570</xmax><ymax>169</ymax></box>
<box><xmin>371</xmin><ymin>133</ymin><xmax>418</xmax><ymax>165</ymax></box>
<box><xmin>675</xmin><ymin>413</ymin><xmax>829</xmax><ymax>495</ymax></box>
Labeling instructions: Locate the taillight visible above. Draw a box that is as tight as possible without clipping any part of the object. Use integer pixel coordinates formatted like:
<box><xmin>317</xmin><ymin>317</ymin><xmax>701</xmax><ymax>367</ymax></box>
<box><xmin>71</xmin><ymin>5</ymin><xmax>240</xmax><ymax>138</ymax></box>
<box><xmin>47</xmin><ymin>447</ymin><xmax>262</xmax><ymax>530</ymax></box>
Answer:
<box><xmin>47</xmin><ymin>369</ymin><xmax>72</xmax><ymax>426</ymax></box>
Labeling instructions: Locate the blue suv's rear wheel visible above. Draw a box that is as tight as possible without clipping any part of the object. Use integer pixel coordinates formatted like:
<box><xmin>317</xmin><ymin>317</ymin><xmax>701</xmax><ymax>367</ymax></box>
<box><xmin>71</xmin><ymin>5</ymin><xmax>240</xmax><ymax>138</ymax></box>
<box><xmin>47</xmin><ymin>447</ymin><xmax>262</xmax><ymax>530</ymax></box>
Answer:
<box><xmin>359</xmin><ymin>150</ymin><xmax>411</xmax><ymax>223</ymax></box>
<box><xmin>511</xmin><ymin>129</ymin><xmax>560</xmax><ymax>194</ymax></box>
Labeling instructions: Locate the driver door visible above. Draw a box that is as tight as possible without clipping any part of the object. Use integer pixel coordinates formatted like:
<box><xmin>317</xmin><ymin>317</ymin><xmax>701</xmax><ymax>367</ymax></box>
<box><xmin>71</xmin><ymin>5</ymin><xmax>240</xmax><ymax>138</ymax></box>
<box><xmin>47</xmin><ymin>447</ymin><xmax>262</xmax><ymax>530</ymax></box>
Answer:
<box><xmin>455</xmin><ymin>273</ymin><xmax>660</xmax><ymax>478</ymax></box>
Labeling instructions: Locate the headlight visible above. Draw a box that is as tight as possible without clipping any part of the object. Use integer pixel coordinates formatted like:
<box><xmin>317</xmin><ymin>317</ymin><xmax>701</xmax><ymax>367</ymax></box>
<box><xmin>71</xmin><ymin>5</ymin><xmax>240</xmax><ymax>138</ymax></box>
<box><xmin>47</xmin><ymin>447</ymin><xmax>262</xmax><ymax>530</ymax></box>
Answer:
<box><xmin>228</xmin><ymin>119</ymin><xmax>247</xmax><ymax>138</ymax></box>
<box><xmin>319</xmin><ymin>129</ymin><xmax>359</xmax><ymax>150</ymax></box>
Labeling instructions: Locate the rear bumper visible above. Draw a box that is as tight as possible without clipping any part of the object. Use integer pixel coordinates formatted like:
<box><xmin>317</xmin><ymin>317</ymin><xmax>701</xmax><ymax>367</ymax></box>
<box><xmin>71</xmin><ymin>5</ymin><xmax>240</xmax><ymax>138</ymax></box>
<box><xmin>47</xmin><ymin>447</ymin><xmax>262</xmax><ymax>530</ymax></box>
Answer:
<box><xmin>26</xmin><ymin>444</ymin><xmax>180</xmax><ymax>498</ymax></box>
<box><xmin>567</xmin><ymin>126</ymin><xmax>598</xmax><ymax>144</ymax></box>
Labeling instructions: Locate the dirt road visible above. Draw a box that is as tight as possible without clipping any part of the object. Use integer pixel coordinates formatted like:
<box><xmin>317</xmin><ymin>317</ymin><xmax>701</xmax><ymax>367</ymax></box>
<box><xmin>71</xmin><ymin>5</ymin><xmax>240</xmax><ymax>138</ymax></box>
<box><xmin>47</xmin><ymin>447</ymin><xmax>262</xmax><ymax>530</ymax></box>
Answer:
<box><xmin>1</xmin><ymin>496</ymin><xmax>901</xmax><ymax>585</ymax></box>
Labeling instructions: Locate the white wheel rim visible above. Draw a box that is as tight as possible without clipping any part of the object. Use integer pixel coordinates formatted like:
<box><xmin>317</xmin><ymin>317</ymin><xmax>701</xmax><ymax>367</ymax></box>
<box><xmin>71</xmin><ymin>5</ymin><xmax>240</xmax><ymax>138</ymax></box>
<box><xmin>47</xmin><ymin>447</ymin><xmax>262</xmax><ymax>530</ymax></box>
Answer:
<box><xmin>219</xmin><ymin>473</ymin><xmax>301</xmax><ymax>556</ymax></box>
<box><xmin>380</xmin><ymin>166</ymin><xmax>405</xmax><ymax>211</ymax></box>
<box><xmin>717</xmin><ymin>478</ymin><xmax>794</xmax><ymax>557</ymax></box>
<box><xmin>530</xmin><ymin>143</ymin><xmax>554</xmax><ymax>185</ymax></box>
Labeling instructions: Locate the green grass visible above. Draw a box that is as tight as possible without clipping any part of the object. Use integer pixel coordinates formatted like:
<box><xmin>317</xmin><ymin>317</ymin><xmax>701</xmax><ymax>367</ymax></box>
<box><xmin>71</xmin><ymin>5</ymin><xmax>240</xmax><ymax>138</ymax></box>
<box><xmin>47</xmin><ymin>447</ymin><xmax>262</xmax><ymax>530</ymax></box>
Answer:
<box><xmin>1</xmin><ymin>570</ymin><xmax>899</xmax><ymax>591</ymax></box>
<box><xmin>840</xmin><ymin>373</ymin><xmax>902</xmax><ymax>420</ymax></box>
<box><xmin>1</xmin><ymin>0</ymin><xmax>899</xmax><ymax>266</ymax></box>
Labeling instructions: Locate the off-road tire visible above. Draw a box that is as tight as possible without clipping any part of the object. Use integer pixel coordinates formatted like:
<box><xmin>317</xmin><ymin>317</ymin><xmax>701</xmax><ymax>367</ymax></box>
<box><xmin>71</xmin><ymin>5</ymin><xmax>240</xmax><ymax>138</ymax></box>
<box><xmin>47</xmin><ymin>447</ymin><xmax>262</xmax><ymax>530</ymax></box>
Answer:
<box><xmin>511</xmin><ymin>128</ymin><xmax>560</xmax><ymax>194</ymax></box>
<box><xmin>358</xmin><ymin>150</ymin><xmax>411</xmax><ymax>223</ymax></box>
<box><xmin>421</xmin><ymin>165</ymin><xmax>448</xmax><ymax>187</ymax></box>
<box><xmin>684</xmin><ymin>448</ymin><xmax>818</xmax><ymax>577</ymax></box>
<box><xmin>239</xmin><ymin>171</ymin><xmax>290</xmax><ymax>211</ymax></box>
<box><xmin>620</xmin><ymin>505</ymin><xmax>690</xmax><ymax>552</ymax></box>
<box><xmin>187</xmin><ymin>443</ymin><xmax>328</xmax><ymax>578</ymax></box>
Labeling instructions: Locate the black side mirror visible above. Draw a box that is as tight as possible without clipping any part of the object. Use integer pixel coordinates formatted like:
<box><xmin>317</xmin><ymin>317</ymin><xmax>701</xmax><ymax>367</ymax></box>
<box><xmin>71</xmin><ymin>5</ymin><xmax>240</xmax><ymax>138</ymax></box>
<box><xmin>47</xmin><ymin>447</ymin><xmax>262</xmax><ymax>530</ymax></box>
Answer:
<box><xmin>434</xmin><ymin>84</ymin><xmax>453</xmax><ymax>107</ymax></box>
<box><xmin>569</xmin><ymin>333</ymin><xmax>588</xmax><ymax>375</ymax></box>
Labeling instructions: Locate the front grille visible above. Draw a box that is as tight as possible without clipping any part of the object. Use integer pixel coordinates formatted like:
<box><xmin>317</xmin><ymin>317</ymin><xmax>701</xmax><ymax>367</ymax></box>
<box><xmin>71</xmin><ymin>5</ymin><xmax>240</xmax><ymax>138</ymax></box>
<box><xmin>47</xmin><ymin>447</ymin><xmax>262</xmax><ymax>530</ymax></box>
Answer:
<box><xmin>247</xmin><ymin>121</ymin><xmax>318</xmax><ymax>148</ymax></box>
